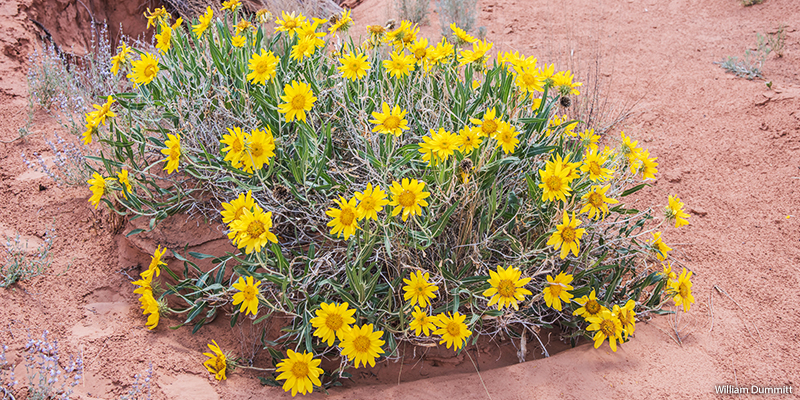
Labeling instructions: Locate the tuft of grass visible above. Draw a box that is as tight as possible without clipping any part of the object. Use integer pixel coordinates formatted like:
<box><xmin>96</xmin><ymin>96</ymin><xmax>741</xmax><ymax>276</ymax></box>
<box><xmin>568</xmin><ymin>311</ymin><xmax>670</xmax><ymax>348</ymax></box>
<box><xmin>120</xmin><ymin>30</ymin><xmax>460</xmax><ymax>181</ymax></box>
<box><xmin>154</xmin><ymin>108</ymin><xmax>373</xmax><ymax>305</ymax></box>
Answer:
<box><xmin>395</xmin><ymin>0</ymin><xmax>430</xmax><ymax>24</ymax></box>
<box><xmin>715</xmin><ymin>51</ymin><xmax>764</xmax><ymax>80</ymax></box>
<box><xmin>436</xmin><ymin>0</ymin><xmax>479</xmax><ymax>38</ymax></box>
<box><xmin>1</xmin><ymin>229</ymin><xmax>56</xmax><ymax>288</ymax></box>
<box><xmin>757</xmin><ymin>24</ymin><xmax>787</xmax><ymax>58</ymax></box>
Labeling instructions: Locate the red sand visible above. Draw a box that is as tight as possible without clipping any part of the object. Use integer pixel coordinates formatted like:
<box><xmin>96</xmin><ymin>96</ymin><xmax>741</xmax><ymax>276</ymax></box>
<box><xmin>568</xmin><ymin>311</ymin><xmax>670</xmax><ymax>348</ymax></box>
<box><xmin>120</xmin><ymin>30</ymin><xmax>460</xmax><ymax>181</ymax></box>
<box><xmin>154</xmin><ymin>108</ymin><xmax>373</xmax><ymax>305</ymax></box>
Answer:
<box><xmin>0</xmin><ymin>0</ymin><xmax>798</xmax><ymax>398</ymax></box>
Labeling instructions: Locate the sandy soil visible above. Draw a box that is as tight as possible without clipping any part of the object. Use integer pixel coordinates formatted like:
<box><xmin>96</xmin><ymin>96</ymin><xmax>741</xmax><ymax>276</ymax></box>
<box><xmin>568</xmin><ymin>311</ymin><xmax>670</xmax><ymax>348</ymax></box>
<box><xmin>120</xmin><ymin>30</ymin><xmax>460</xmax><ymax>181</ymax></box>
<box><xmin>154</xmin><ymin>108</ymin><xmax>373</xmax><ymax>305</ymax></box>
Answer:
<box><xmin>0</xmin><ymin>0</ymin><xmax>799</xmax><ymax>398</ymax></box>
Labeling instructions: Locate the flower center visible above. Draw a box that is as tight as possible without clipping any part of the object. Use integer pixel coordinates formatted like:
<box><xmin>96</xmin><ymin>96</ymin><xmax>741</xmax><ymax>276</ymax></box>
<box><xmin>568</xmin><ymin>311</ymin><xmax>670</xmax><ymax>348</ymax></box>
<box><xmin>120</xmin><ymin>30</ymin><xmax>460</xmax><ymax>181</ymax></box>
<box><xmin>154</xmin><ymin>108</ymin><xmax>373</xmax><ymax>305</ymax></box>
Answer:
<box><xmin>339</xmin><ymin>208</ymin><xmax>355</xmax><ymax>226</ymax></box>
<box><xmin>522</xmin><ymin>73</ymin><xmax>537</xmax><ymax>85</ymax></box>
<box><xmin>545</xmin><ymin>175</ymin><xmax>562</xmax><ymax>191</ymax></box>
<box><xmin>589</xmin><ymin>161</ymin><xmax>601</xmax><ymax>176</ymax></box>
<box><xmin>416</xmin><ymin>284</ymin><xmax>426</xmax><ymax>294</ymax></box>
<box><xmin>497</xmin><ymin>279</ymin><xmax>516</xmax><ymax>298</ymax></box>
<box><xmin>360</xmin><ymin>197</ymin><xmax>375</xmax><ymax>211</ymax></box>
<box><xmin>414</xmin><ymin>48</ymin><xmax>427</xmax><ymax>59</ymax></box>
<box><xmin>214</xmin><ymin>357</ymin><xmax>226</xmax><ymax>371</ymax></box>
<box><xmin>618</xmin><ymin>311</ymin><xmax>630</xmax><ymax>326</ymax></box>
<box><xmin>255</xmin><ymin>60</ymin><xmax>269</xmax><ymax>74</ymax></box>
<box><xmin>246</xmin><ymin>220</ymin><xmax>266</xmax><ymax>238</ymax></box>
<box><xmin>144</xmin><ymin>64</ymin><xmax>158</xmax><ymax>78</ymax></box>
<box><xmin>353</xmin><ymin>335</ymin><xmax>370</xmax><ymax>352</ymax></box>
<box><xmin>561</xmin><ymin>227</ymin><xmax>575</xmax><ymax>243</ymax></box>
<box><xmin>482</xmin><ymin>120</ymin><xmax>497</xmax><ymax>135</ymax></box>
<box><xmin>599</xmin><ymin>320</ymin><xmax>616</xmax><ymax>337</ymax></box>
<box><xmin>588</xmin><ymin>192</ymin><xmax>603</xmax><ymax>208</ymax></box>
<box><xmin>548</xmin><ymin>283</ymin><xmax>562</xmax><ymax>298</ymax></box>
<box><xmin>347</xmin><ymin>61</ymin><xmax>361</xmax><ymax>72</ymax></box>
<box><xmin>398</xmin><ymin>190</ymin><xmax>415</xmax><ymax>207</ymax></box>
<box><xmin>678</xmin><ymin>283</ymin><xmax>688</xmax><ymax>298</ymax></box>
<box><xmin>285</xmin><ymin>20</ymin><xmax>297</xmax><ymax>29</ymax></box>
<box><xmin>585</xmin><ymin>300</ymin><xmax>601</xmax><ymax>315</ymax></box>
<box><xmin>243</xmin><ymin>285</ymin><xmax>256</xmax><ymax>301</ymax></box>
<box><xmin>168</xmin><ymin>148</ymin><xmax>180</xmax><ymax>161</ymax></box>
<box><xmin>251</xmin><ymin>142</ymin><xmax>263</xmax><ymax>158</ymax></box>
<box><xmin>446</xmin><ymin>322</ymin><xmax>460</xmax><ymax>337</ymax></box>
<box><xmin>291</xmin><ymin>94</ymin><xmax>306</xmax><ymax>110</ymax></box>
<box><xmin>291</xmin><ymin>361</ymin><xmax>309</xmax><ymax>378</ymax></box>
<box><xmin>383</xmin><ymin>116</ymin><xmax>400</xmax><ymax>130</ymax></box>
<box><xmin>325</xmin><ymin>313</ymin><xmax>343</xmax><ymax>330</ymax></box>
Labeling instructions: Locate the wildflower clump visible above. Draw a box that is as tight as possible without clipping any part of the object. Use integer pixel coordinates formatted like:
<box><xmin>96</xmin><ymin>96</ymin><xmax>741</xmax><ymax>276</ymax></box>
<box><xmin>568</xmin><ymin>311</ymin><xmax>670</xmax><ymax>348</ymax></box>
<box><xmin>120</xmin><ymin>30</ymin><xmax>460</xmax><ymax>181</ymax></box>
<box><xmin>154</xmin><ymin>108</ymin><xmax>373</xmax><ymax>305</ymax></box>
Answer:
<box><xmin>65</xmin><ymin>4</ymin><xmax>695</xmax><ymax>390</ymax></box>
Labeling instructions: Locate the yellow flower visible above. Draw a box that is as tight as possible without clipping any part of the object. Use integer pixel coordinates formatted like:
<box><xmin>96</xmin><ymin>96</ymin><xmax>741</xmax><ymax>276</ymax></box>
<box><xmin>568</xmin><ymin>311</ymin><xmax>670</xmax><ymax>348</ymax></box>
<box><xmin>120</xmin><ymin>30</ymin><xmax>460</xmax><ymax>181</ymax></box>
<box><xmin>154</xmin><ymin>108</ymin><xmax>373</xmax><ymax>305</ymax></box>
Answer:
<box><xmin>127</xmin><ymin>53</ymin><xmax>160</xmax><ymax>86</ymax></box>
<box><xmin>580</xmin><ymin>149</ymin><xmax>614</xmax><ymax>182</ymax></box>
<box><xmin>246</xmin><ymin>50</ymin><xmax>279</xmax><ymax>85</ymax></box>
<box><xmin>329</xmin><ymin>9</ymin><xmax>353</xmax><ymax>34</ymax></box>
<box><xmin>232</xmin><ymin>276</ymin><xmax>261</xmax><ymax>316</ymax></box>
<box><xmin>354</xmin><ymin>183</ymin><xmax>389</xmax><ymax>221</ymax></box>
<box><xmin>409</xmin><ymin>307</ymin><xmax>437</xmax><ymax>336</ymax></box>
<box><xmin>383</xmin><ymin>50</ymin><xmax>416</xmax><ymax>79</ymax></box>
<box><xmin>469</xmin><ymin>107</ymin><xmax>500</xmax><ymax>138</ymax></box>
<box><xmin>241</xmin><ymin>127</ymin><xmax>275</xmax><ymax>173</ymax></box>
<box><xmin>87</xmin><ymin>172</ymin><xmax>113</xmax><ymax>209</ymax></box>
<box><xmin>290</xmin><ymin>37</ymin><xmax>316</xmax><ymax>61</ymax></box>
<box><xmin>138</xmin><ymin>290</ymin><xmax>160</xmax><ymax>330</ymax></box>
<box><xmin>649</xmin><ymin>231</ymin><xmax>671</xmax><ymax>261</ymax></box>
<box><xmin>660</xmin><ymin>261</ymin><xmax>677</xmax><ymax>281</ymax></box>
<box><xmin>552</xmin><ymin>70</ymin><xmax>582</xmax><ymax>96</ymax></box>
<box><xmin>388</xmin><ymin>178</ymin><xmax>430</xmax><ymax>221</ymax></box>
<box><xmin>482</xmin><ymin>265</ymin><xmax>532</xmax><ymax>310</ymax></box>
<box><xmin>220</xmin><ymin>126</ymin><xmax>248</xmax><ymax>169</ymax></box>
<box><xmin>384</xmin><ymin>20</ymin><xmax>418</xmax><ymax>49</ymax></box>
<box><xmin>297</xmin><ymin>19</ymin><xmax>327</xmax><ymax>50</ymax></box>
<box><xmin>409</xmin><ymin>38</ymin><xmax>430</xmax><ymax>63</ymax></box>
<box><xmin>143</xmin><ymin>7</ymin><xmax>170</xmax><ymax>29</ymax></box>
<box><xmin>538</xmin><ymin>160</ymin><xmax>572</xmax><ymax>202</ymax></box>
<box><xmin>542</xmin><ymin>272</ymin><xmax>574</xmax><ymax>311</ymax></box>
<box><xmin>367</xmin><ymin>24</ymin><xmax>386</xmax><ymax>42</ymax></box>
<box><xmin>203</xmin><ymin>340</ymin><xmax>228</xmax><ymax>380</ymax></box>
<box><xmin>340</xmin><ymin>324</ymin><xmax>385</xmax><ymax>368</ymax></box>
<box><xmin>160</xmin><ymin>133</ymin><xmax>181</xmax><ymax>174</ymax></box>
<box><xmin>459</xmin><ymin>40</ymin><xmax>492</xmax><ymax>66</ymax></box>
<box><xmin>110</xmin><ymin>42</ymin><xmax>132</xmax><ymax>76</ymax></box>
<box><xmin>255</xmin><ymin>9</ymin><xmax>272</xmax><ymax>24</ymax></box>
<box><xmin>433</xmin><ymin>312</ymin><xmax>471</xmax><ymax>350</ymax></box>
<box><xmin>547</xmin><ymin>211</ymin><xmax>587</xmax><ymax>259</ymax></box>
<box><xmin>231</xmin><ymin>35</ymin><xmax>246</xmax><ymax>48</ymax></box>
<box><xmin>494</xmin><ymin>121</ymin><xmax>519</xmax><ymax>155</ymax></box>
<box><xmin>117</xmin><ymin>169</ymin><xmax>132</xmax><ymax>198</ymax></box>
<box><xmin>450</xmin><ymin>23</ymin><xmax>476</xmax><ymax>45</ymax></box>
<box><xmin>278</xmin><ymin>80</ymin><xmax>317</xmax><ymax>123</ymax></box>
<box><xmin>669</xmin><ymin>268</ymin><xmax>695</xmax><ymax>313</ymax></box>
<box><xmin>457</xmin><ymin>126</ymin><xmax>482</xmax><ymax>154</ymax></box>
<box><xmin>369</xmin><ymin>102</ymin><xmax>409</xmax><ymax>136</ymax></box>
<box><xmin>515</xmin><ymin>66</ymin><xmax>544</xmax><ymax>93</ymax></box>
<box><xmin>402</xmin><ymin>270</ymin><xmax>438</xmax><ymax>307</ymax></box>
<box><xmin>580</xmin><ymin>185</ymin><xmax>619</xmax><ymax>220</ymax></box>
<box><xmin>579</xmin><ymin>128</ymin><xmax>600</xmax><ymax>152</ymax></box>
<box><xmin>550</xmin><ymin>153</ymin><xmax>581</xmax><ymax>182</ymax></box>
<box><xmin>572</xmin><ymin>289</ymin><xmax>608</xmax><ymax>320</ymax></box>
<box><xmin>221</xmin><ymin>0</ymin><xmax>240</xmax><ymax>12</ymax></box>
<box><xmin>665</xmin><ymin>195</ymin><xmax>690</xmax><ymax>227</ymax></box>
<box><xmin>221</xmin><ymin>191</ymin><xmax>256</xmax><ymax>241</ymax></box>
<box><xmin>310</xmin><ymin>302</ymin><xmax>356</xmax><ymax>346</ymax></box>
<box><xmin>620</xmin><ymin>131</ymin><xmax>642</xmax><ymax>167</ymax></box>
<box><xmin>635</xmin><ymin>149</ymin><xmax>658</xmax><ymax>180</ymax></box>
<box><xmin>90</xmin><ymin>96</ymin><xmax>116</xmax><ymax>127</ymax></box>
<box><xmin>338</xmin><ymin>52</ymin><xmax>370</xmax><ymax>81</ymax></box>
<box><xmin>326</xmin><ymin>196</ymin><xmax>360</xmax><ymax>240</ymax></box>
<box><xmin>276</xmin><ymin>350</ymin><xmax>324</xmax><ymax>397</ymax></box>
<box><xmin>229</xmin><ymin>207</ymin><xmax>279</xmax><ymax>254</ymax></box>
<box><xmin>613</xmin><ymin>300</ymin><xmax>636</xmax><ymax>339</ymax></box>
<box><xmin>498</xmin><ymin>51</ymin><xmax>536</xmax><ymax>71</ymax></box>
<box><xmin>428</xmin><ymin>38</ymin><xmax>455</xmax><ymax>65</ymax></box>
<box><xmin>132</xmin><ymin>270</ymin><xmax>153</xmax><ymax>299</ymax></box>
<box><xmin>275</xmin><ymin>11</ymin><xmax>307</xmax><ymax>36</ymax></box>
<box><xmin>141</xmin><ymin>245</ymin><xmax>167</xmax><ymax>280</ymax></box>
<box><xmin>234</xmin><ymin>20</ymin><xmax>253</xmax><ymax>34</ymax></box>
<box><xmin>193</xmin><ymin>7</ymin><xmax>213</xmax><ymax>37</ymax></box>
<box><xmin>155</xmin><ymin>22</ymin><xmax>172</xmax><ymax>53</ymax></box>
<box><xmin>586</xmin><ymin>309</ymin><xmax>623</xmax><ymax>352</ymax></box>
<box><xmin>421</xmin><ymin>128</ymin><xmax>459</xmax><ymax>163</ymax></box>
